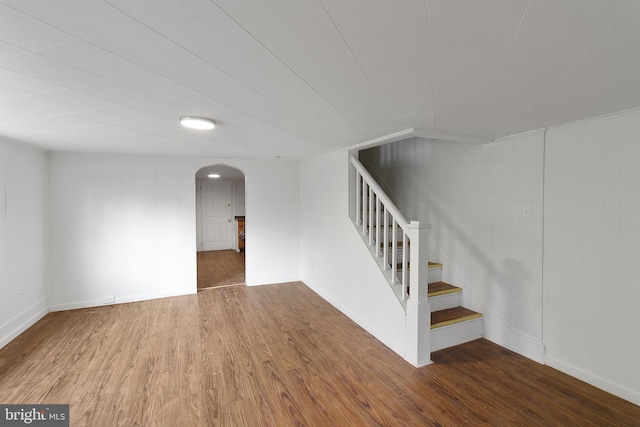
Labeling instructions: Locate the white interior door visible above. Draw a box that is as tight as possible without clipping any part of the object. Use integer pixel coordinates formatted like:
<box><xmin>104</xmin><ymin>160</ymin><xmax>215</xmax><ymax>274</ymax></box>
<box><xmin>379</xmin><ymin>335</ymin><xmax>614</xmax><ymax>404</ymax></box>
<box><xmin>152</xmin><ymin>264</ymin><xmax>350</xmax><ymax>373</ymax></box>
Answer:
<box><xmin>201</xmin><ymin>180</ymin><xmax>233</xmax><ymax>251</ymax></box>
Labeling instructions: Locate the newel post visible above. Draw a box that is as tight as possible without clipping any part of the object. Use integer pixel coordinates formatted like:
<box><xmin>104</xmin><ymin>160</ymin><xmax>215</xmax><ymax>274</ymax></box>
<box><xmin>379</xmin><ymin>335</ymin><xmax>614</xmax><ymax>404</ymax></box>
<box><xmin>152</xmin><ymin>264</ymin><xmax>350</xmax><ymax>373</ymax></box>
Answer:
<box><xmin>405</xmin><ymin>221</ymin><xmax>432</xmax><ymax>367</ymax></box>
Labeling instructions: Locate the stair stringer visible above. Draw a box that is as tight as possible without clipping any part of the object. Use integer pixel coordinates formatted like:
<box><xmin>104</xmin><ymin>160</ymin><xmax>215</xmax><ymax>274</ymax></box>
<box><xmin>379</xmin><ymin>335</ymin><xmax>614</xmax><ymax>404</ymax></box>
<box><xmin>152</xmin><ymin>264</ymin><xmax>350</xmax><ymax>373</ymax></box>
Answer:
<box><xmin>428</xmin><ymin>236</ymin><xmax>546</xmax><ymax>362</ymax></box>
<box><xmin>353</xmin><ymin>225</ymin><xmax>407</xmax><ymax>310</ymax></box>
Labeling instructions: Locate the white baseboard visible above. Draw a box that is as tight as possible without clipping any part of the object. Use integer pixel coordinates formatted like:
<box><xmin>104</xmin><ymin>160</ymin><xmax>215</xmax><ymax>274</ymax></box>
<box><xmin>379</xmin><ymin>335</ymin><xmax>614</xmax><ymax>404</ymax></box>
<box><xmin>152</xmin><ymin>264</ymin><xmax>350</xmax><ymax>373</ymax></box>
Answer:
<box><xmin>545</xmin><ymin>355</ymin><xmax>640</xmax><ymax>406</ymax></box>
<box><xmin>49</xmin><ymin>289</ymin><xmax>196</xmax><ymax>312</ymax></box>
<box><xmin>0</xmin><ymin>297</ymin><xmax>49</xmax><ymax>349</ymax></box>
<box><xmin>485</xmin><ymin>330</ymin><xmax>546</xmax><ymax>364</ymax></box>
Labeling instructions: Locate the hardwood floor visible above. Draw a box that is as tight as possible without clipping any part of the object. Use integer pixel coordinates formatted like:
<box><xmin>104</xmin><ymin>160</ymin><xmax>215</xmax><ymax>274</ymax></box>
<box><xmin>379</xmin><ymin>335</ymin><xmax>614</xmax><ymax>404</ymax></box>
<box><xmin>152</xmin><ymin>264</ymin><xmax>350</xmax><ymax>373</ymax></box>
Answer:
<box><xmin>1</xmin><ymin>282</ymin><xmax>638</xmax><ymax>426</ymax></box>
<box><xmin>197</xmin><ymin>250</ymin><xmax>245</xmax><ymax>289</ymax></box>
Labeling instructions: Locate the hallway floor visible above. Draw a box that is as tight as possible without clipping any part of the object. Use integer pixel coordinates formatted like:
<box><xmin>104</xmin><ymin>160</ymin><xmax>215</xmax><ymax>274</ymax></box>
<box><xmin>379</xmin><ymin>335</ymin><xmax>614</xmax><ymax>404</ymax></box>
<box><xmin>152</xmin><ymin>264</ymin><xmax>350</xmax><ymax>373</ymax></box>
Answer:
<box><xmin>197</xmin><ymin>250</ymin><xmax>245</xmax><ymax>289</ymax></box>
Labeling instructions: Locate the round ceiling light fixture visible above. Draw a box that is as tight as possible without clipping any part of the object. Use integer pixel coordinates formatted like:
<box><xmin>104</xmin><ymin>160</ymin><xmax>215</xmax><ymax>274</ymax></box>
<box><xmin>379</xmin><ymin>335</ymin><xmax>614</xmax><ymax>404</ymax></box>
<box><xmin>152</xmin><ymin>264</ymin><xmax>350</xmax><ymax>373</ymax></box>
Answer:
<box><xmin>179</xmin><ymin>116</ymin><xmax>216</xmax><ymax>130</ymax></box>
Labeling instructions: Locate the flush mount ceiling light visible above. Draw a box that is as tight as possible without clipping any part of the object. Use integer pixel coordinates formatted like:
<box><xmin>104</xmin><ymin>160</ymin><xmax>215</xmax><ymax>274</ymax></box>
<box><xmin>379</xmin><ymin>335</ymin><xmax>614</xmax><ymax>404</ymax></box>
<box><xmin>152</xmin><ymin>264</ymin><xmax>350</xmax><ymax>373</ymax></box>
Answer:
<box><xmin>208</xmin><ymin>173</ymin><xmax>221</xmax><ymax>179</ymax></box>
<box><xmin>179</xmin><ymin>116</ymin><xmax>216</xmax><ymax>130</ymax></box>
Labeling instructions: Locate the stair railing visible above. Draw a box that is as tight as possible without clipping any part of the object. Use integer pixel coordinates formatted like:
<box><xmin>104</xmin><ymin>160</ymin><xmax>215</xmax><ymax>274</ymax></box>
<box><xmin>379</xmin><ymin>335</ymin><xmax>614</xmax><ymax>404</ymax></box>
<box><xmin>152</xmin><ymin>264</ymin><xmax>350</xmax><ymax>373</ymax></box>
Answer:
<box><xmin>350</xmin><ymin>155</ymin><xmax>432</xmax><ymax>366</ymax></box>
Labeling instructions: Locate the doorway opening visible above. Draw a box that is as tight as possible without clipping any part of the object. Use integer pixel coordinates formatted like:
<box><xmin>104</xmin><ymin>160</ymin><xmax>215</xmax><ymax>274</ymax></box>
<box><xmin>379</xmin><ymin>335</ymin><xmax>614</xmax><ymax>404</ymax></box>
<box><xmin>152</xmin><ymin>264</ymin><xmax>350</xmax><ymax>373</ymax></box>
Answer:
<box><xmin>195</xmin><ymin>164</ymin><xmax>246</xmax><ymax>290</ymax></box>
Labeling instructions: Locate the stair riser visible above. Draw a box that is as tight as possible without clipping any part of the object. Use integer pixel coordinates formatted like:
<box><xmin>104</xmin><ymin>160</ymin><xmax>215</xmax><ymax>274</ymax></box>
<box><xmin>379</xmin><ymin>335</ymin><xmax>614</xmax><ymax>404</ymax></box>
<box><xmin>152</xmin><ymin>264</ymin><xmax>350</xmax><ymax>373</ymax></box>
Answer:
<box><xmin>381</xmin><ymin>247</ymin><xmax>409</xmax><ymax>260</ymax></box>
<box><xmin>428</xmin><ymin>267</ymin><xmax>442</xmax><ymax>284</ymax></box>
<box><xmin>395</xmin><ymin>267</ymin><xmax>443</xmax><ymax>286</ymax></box>
<box><xmin>430</xmin><ymin>318</ymin><xmax>483</xmax><ymax>352</ymax></box>
<box><xmin>429</xmin><ymin>292</ymin><xmax>461</xmax><ymax>311</ymax></box>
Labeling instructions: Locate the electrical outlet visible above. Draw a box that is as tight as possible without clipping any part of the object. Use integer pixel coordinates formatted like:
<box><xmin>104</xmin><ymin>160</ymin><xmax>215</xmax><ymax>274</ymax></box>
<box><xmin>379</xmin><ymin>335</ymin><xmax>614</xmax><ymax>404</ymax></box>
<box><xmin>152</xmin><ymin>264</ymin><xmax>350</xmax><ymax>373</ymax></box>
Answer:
<box><xmin>103</xmin><ymin>296</ymin><xmax>115</xmax><ymax>305</ymax></box>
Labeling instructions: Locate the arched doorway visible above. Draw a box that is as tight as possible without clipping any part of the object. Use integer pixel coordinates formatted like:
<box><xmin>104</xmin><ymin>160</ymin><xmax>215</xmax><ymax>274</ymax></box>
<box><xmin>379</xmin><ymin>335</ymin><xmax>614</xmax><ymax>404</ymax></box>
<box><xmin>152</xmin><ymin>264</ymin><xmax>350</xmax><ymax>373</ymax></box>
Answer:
<box><xmin>195</xmin><ymin>164</ymin><xmax>246</xmax><ymax>290</ymax></box>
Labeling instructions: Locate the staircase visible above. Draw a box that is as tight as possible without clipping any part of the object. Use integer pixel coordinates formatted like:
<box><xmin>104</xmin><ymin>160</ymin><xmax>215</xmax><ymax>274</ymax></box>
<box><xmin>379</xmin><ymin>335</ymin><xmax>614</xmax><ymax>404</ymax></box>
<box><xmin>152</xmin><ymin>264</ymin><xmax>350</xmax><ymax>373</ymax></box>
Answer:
<box><xmin>396</xmin><ymin>258</ymin><xmax>484</xmax><ymax>352</ymax></box>
<box><xmin>427</xmin><ymin>262</ymin><xmax>483</xmax><ymax>352</ymax></box>
<box><xmin>350</xmin><ymin>155</ymin><xmax>483</xmax><ymax>364</ymax></box>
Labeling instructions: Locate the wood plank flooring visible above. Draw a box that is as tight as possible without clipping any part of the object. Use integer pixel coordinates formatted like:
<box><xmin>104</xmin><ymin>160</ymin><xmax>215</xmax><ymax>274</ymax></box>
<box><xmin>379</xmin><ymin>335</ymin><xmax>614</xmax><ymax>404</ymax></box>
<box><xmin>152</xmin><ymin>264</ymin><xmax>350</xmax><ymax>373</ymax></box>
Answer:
<box><xmin>0</xmin><ymin>282</ymin><xmax>639</xmax><ymax>426</ymax></box>
<box><xmin>197</xmin><ymin>250</ymin><xmax>245</xmax><ymax>289</ymax></box>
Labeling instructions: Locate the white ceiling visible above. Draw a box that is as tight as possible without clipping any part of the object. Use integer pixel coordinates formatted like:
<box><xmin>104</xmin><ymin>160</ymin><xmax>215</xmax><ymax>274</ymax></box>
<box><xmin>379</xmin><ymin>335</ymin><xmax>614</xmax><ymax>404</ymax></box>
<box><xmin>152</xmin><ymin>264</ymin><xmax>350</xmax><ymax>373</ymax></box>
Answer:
<box><xmin>1</xmin><ymin>0</ymin><xmax>639</xmax><ymax>160</ymax></box>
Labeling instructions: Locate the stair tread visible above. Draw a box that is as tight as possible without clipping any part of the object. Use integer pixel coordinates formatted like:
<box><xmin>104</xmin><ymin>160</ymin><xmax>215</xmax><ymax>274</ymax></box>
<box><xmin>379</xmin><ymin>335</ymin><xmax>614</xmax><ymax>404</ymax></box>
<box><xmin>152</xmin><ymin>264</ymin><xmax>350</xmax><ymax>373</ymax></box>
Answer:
<box><xmin>428</xmin><ymin>282</ymin><xmax>461</xmax><ymax>297</ymax></box>
<box><xmin>381</xmin><ymin>241</ymin><xmax>408</xmax><ymax>248</ymax></box>
<box><xmin>396</xmin><ymin>261</ymin><xmax>444</xmax><ymax>270</ymax></box>
<box><xmin>431</xmin><ymin>307</ymin><xmax>482</xmax><ymax>329</ymax></box>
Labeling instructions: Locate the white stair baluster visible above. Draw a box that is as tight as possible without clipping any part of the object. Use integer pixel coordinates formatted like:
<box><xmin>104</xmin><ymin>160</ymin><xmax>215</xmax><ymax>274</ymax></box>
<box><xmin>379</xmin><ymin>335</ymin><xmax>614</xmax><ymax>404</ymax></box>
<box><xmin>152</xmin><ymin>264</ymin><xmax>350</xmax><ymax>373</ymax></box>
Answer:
<box><xmin>355</xmin><ymin>172</ymin><xmax>361</xmax><ymax>226</ymax></box>
<box><xmin>368</xmin><ymin>186</ymin><xmax>374</xmax><ymax>246</ymax></box>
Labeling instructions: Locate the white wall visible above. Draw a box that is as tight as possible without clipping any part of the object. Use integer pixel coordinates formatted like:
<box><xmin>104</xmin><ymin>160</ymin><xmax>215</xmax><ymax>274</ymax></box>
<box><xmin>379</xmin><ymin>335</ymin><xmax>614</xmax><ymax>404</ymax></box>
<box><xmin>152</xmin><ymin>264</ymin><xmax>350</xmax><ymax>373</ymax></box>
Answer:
<box><xmin>300</xmin><ymin>149</ymin><xmax>407</xmax><ymax>356</ymax></box>
<box><xmin>240</xmin><ymin>158</ymin><xmax>300</xmax><ymax>285</ymax></box>
<box><xmin>544</xmin><ymin>109</ymin><xmax>640</xmax><ymax>405</ymax></box>
<box><xmin>359</xmin><ymin>133</ymin><xmax>546</xmax><ymax>361</ymax></box>
<box><xmin>48</xmin><ymin>153</ymin><xmax>300</xmax><ymax>310</ymax></box>
<box><xmin>0</xmin><ymin>139</ymin><xmax>49</xmax><ymax>348</ymax></box>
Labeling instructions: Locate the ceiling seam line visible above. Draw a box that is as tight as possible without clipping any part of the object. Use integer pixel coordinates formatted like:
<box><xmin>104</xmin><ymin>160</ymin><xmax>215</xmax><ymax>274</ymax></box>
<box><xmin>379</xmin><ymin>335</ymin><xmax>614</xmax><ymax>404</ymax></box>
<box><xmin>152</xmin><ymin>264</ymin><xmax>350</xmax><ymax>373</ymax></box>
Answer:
<box><xmin>316</xmin><ymin>0</ymin><xmax>374</xmax><ymax>89</ymax></box>
<box><xmin>85</xmin><ymin>0</ymin><xmax>352</xmax><ymax>147</ymax></box>
<box><xmin>527</xmin><ymin>0</ymin><xmax>635</xmax><ymax>110</ymax></box>
<box><xmin>425</xmin><ymin>0</ymin><xmax>436</xmax><ymax>129</ymax></box>
<box><xmin>207</xmin><ymin>0</ymin><xmax>368</xmax><ymax>139</ymax></box>
<box><xmin>316</xmin><ymin>0</ymin><xmax>399</xmax><ymax>130</ymax></box>
<box><xmin>476</xmin><ymin>0</ymin><xmax>531</xmax><ymax>127</ymax></box>
<box><xmin>316</xmin><ymin>0</ymin><xmax>398</xmax><ymax>130</ymax></box>
<box><xmin>502</xmin><ymin>0</ymin><xmax>635</xmax><ymax>138</ymax></box>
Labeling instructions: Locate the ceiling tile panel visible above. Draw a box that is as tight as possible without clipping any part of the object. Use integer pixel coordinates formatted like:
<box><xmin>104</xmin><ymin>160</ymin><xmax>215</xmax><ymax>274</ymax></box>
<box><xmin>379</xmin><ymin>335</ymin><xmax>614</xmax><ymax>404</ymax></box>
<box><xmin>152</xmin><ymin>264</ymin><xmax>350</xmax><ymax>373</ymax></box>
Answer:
<box><xmin>32</xmin><ymin>89</ymin><xmax>118</xmax><ymax>110</ymax></box>
<box><xmin>319</xmin><ymin>0</ymin><xmax>425</xmax><ymax>31</ymax></box>
<box><xmin>537</xmin><ymin>1</ymin><xmax>640</xmax><ymax>107</ymax></box>
<box><xmin>88</xmin><ymin>22</ymin><xmax>243</xmax><ymax>93</ymax></box>
<box><xmin>255</xmin><ymin>77</ymin><xmax>365</xmax><ymax>140</ymax></box>
<box><xmin>11</xmin><ymin>93</ymin><xmax>108</xmax><ymax>115</ymax></box>
<box><xmin>37</xmin><ymin>41</ymin><xmax>145</xmax><ymax>79</ymax></box>
<box><xmin>0</xmin><ymin>41</ymin><xmax>28</xmax><ymax>60</ymax></box>
<box><xmin>360</xmin><ymin>53</ymin><xmax>431</xmax><ymax>89</ymax></box>
<box><xmin>0</xmin><ymin>114</ymin><xmax>101</xmax><ymax>135</ymax></box>
<box><xmin>0</xmin><ymin>3</ymin><xmax>75</xmax><ymax>50</ymax></box>
<box><xmin>0</xmin><ymin>84</ymin><xmax>32</xmax><ymax>101</ymax></box>
<box><xmin>338</xmin><ymin>104</ymin><xmax>394</xmax><ymax>123</ymax></box>
<box><xmin>75</xmin><ymin>80</ymin><xmax>157</xmax><ymax>105</ymax></box>
<box><xmin>427</xmin><ymin>0</ymin><xmax>528</xmax><ymax>50</ymax></box>
<box><xmin>337</xmin><ymin>11</ymin><xmax>429</xmax><ymax>66</ymax></box>
<box><xmin>166</xmin><ymin>93</ymin><xmax>232</xmax><ymax>117</ymax></box>
<box><xmin>127</xmin><ymin>99</ymin><xmax>195</xmax><ymax>120</ymax></box>
<box><xmin>427</xmin><ymin>0</ymin><xmax>528</xmax><ymax>79</ymax></box>
<box><xmin>39</xmin><ymin>124</ymin><xmax>142</xmax><ymax>143</ymax></box>
<box><xmin>211</xmin><ymin>0</ymin><xmax>335</xmax><ymax>45</ymax></box>
<box><xmin>0</xmin><ymin>100</ymin><xmax>58</xmax><ymax>120</ymax></box>
<box><xmin>145</xmin><ymin>1</ymin><xmax>297</xmax><ymax>85</ymax></box>
<box><xmin>102</xmin><ymin>0</ymin><xmax>202</xmax><ymax>20</ymax></box>
<box><xmin>267</xmin><ymin>31</ymin><xmax>360</xmax><ymax>77</ymax></box>
<box><xmin>114</xmin><ymin>72</ymin><xmax>201</xmax><ymax>101</ymax></box>
<box><xmin>0</xmin><ymin>54</ymin><xmax>103</xmax><ymax>88</ymax></box>
<box><xmin>481</xmin><ymin>0</ymin><xmax>632</xmax><ymax>133</ymax></box>
<box><xmin>206</xmin><ymin>85</ymin><xmax>313</xmax><ymax>131</ymax></box>
<box><xmin>432</xmin><ymin>72</ymin><xmax>495</xmax><ymax>102</ymax></box>
<box><xmin>89</xmin><ymin>105</ymin><xmax>168</xmax><ymax>123</ymax></box>
<box><xmin>0</xmin><ymin>0</ymin><xmax>133</xmax><ymax>37</ymax></box>
<box><xmin>388</xmin><ymin>99</ymin><xmax>436</xmax><ymax>129</ymax></box>
<box><xmin>376</xmin><ymin>80</ymin><xmax>432</xmax><ymax>105</ymax></box>
<box><xmin>299</xmin><ymin>66</ymin><xmax>381</xmax><ymax>112</ymax></box>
